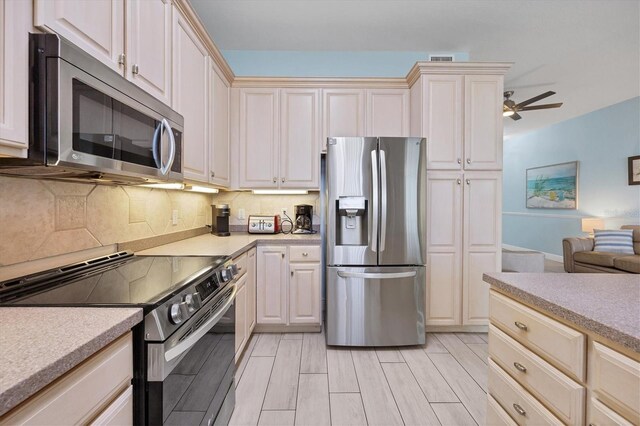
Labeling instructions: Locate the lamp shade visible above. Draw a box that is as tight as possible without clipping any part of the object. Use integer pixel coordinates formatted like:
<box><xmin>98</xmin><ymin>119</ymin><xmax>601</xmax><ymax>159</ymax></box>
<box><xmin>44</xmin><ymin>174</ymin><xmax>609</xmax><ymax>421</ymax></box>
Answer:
<box><xmin>581</xmin><ymin>218</ymin><xmax>605</xmax><ymax>233</ymax></box>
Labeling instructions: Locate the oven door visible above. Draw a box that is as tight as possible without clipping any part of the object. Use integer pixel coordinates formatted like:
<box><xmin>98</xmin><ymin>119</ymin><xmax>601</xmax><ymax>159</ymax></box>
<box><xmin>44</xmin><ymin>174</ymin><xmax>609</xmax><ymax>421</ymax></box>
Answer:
<box><xmin>52</xmin><ymin>58</ymin><xmax>183</xmax><ymax>182</ymax></box>
<box><xmin>147</xmin><ymin>284</ymin><xmax>237</xmax><ymax>426</ymax></box>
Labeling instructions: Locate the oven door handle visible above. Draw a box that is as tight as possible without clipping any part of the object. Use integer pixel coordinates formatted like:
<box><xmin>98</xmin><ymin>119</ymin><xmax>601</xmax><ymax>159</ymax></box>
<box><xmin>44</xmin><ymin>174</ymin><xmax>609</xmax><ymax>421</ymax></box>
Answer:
<box><xmin>164</xmin><ymin>283</ymin><xmax>237</xmax><ymax>363</ymax></box>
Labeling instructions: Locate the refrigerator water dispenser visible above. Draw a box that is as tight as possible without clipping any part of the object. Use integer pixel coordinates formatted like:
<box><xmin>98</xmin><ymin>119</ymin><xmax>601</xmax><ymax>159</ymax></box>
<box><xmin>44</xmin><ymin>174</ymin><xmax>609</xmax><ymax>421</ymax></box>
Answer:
<box><xmin>336</xmin><ymin>196</ymin><xmax>367</xmax><ymax>246</ymax></box>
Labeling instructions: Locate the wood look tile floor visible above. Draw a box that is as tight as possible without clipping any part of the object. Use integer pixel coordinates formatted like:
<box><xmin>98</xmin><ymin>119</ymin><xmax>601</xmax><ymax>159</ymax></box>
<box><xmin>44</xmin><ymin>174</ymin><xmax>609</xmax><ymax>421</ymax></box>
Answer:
<box><xmin>230</xmin><ymin>330</ymin><xmax>489</xmax><ymax>426</ymax></box>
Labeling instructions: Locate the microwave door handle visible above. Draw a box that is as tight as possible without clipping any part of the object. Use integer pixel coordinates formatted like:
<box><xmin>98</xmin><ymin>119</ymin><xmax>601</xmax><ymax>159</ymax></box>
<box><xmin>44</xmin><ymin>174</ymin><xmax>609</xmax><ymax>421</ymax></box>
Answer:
<box><xmin>160</xmin><ymin>118</ymin><xmax>176</xmax><ymax>176</ymax></box>
<box><xmin>152</xmin><ymin>122</ymin><xmax>162</xmax><ymax>168</ymax></box>
<box><xmin>370</xmin><ymin>149</ymin><xmax>379</xmax><ymax>253</ymax></box>
<box><xmin>379</xmin><ymin>149</ymin><xmax>387</xmax><ymax>252</ymax></box>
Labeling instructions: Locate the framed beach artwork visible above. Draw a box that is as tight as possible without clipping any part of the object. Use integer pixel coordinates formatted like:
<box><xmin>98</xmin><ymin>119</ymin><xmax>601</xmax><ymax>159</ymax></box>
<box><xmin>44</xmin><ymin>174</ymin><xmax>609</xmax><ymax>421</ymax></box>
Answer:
<box><xmin>629</xmin><ymin>155</ymin><xmax>640</xmax><ymax>185</ymax></box>
<box><xmin>526</xmin><ymin>161</ymin><xmax>578</xmax><ymax>209</ymax></box>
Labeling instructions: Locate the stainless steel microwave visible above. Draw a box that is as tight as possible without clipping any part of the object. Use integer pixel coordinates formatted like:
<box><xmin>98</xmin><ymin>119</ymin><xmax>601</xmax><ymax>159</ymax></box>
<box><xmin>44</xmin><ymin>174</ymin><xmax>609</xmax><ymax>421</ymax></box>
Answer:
<box><xmin>0</xmin><ymin>33</ymin><xmax>183</xmax><ymax>184</ymax></box>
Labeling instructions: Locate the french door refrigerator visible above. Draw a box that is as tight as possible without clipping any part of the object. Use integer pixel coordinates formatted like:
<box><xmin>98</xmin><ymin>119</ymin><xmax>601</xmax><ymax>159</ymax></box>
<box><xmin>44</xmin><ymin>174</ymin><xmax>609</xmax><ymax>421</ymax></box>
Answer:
<box><xmin>326</xmin><ymin>137</ymin><xmax>426</xmax><ymax>346</ymax></box>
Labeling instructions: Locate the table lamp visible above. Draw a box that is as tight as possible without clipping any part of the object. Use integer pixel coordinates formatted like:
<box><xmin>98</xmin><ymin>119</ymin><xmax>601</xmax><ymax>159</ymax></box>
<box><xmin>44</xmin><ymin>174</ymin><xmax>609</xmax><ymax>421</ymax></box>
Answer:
<box><xmin>581</xmin><ymin>218</ymin><xmax>605</xmax><ymax>236</ymax></box>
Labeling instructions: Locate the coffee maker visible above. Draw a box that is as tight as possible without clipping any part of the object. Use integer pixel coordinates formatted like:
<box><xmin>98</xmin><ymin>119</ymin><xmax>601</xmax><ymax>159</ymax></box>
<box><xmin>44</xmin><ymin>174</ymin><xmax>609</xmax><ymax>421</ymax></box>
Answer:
<box><xmin>293</xmin><ymin>204</ymin><xmax>313</xmax><ymax>234</ymax></box>
<box><xmin>211</xmin><ymin>204</ymin><xmax>231</xmax><ymax>236</ymax></box>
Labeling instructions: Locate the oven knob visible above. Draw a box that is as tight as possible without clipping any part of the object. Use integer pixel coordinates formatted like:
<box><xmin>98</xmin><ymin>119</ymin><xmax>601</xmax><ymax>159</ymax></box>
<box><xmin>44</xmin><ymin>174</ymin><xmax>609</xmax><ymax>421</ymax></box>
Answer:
<box><xmin>185</xmin><ymin>292</ymin><xmax>202</xmax><ymax>311</ymax></box>
<box><xmin>230</xmin><ymin>264</ymin><xmax>239</xmax><ymax>276</ymax></box>
<box><xmin>169</xmin><ymin>303</ymin><xmax>184</xmax><ymax>324</ymax></box>
<box><xmin>220</xmin><ymin>268</ymin><xmax>231</xmax><ymax>282</ymax></box>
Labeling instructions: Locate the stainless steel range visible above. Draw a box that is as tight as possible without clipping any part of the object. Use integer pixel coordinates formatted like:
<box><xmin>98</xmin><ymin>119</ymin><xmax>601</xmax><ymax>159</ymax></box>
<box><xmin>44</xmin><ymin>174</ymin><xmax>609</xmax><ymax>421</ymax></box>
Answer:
<box><xmin>0</xmin><ymin>252</ymin><xmax>239</xmax><ymax>425</ymax></box>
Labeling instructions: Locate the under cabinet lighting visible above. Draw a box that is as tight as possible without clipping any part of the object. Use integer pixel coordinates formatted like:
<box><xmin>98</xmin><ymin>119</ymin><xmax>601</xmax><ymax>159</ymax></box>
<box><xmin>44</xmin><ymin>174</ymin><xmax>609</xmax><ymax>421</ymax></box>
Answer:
<box><xmin>184</xmin><ymin>185</ymin><xmax>219</xmax><ymax>194</ymax></box>
<box><xmin>140</xmin><ymin>183</ymin><xmax>185</xmax><ymax>190</ymax></box>
<box><xmin>252</xmin><ymin>189</ymin><xmax>309</xmax><ymax>195</ymax></box>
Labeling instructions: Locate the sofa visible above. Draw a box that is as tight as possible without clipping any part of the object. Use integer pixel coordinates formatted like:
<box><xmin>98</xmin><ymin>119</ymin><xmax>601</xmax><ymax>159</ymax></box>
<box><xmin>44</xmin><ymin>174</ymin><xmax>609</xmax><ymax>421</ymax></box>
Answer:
<box><xmin>563</xmin><ymin>225</ymin><xmax>640</xmax><ymax>273</ymax></box>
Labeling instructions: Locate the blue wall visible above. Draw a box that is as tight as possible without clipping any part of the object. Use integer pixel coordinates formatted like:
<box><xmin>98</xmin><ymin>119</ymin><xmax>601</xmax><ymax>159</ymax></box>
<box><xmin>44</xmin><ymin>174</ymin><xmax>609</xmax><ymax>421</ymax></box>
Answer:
<box><xmin>222</xmin><ymin>50</ymin><xmax>469</xmax><ymax>77</ymax></box>
<box><xmin>503</xmin><ymin>97</ymin><xmax>640</xmax><ymax>256</ymax></box>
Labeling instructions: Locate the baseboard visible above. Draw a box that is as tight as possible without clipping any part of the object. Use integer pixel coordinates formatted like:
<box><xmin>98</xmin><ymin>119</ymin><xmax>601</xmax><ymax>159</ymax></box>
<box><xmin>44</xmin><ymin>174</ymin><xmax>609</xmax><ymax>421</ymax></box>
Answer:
<box><xmin>502</xmin><ymin>243</ymin><xmax>564</xmax><ymax>263</ymax></box>
<box><xmin>254</xmin><ymin>324</ymin><xmax>322</xmax><ymax>333</ymax></box>
<box><xmin>426</xmin><ymin>325</ymin><xmax>488</xmax><ymax>333</ymax></box>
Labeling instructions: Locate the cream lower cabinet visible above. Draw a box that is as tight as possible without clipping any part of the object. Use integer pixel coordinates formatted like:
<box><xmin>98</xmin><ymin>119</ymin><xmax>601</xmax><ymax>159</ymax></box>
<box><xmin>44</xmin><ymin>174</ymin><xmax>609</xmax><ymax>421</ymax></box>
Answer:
<box><xmin>425</xmin><ymin>171</ymin><xmax>501</xmax><ymax>327</ymax></box>
<box><xmin>1</xmin><ymin>333</ymin><xmax>133</xmax><ymax>425</ymax></box>
<box><xmin>257</xmin><ymin>245</ymin><xmax>321</xmax><ymax>327</ymax></box>
<box><xmin>234</xmin><ymin>273</ymin><xmax>248</xmax><ymax>358</ymax></box>
<box><xmin>234</xmin><ymin>249</ymin><xmax>256</xmax><ymax>360</ymax></box>
<box><xmin>0</xmin><ymin>0</ymin><xmax>31</xmax><ymax>156</ymax></box>
<box><xmin>247</xmin><ymin>248</ymin><xmax>257</xmax><ymax>333</ymax></box>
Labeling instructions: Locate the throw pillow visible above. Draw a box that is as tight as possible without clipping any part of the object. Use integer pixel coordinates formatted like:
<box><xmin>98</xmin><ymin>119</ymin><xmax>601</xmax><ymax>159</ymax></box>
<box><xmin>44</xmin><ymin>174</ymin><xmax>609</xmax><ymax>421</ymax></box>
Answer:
<box><xmin>593</xmin><ymin>229</ymin><xmax>635</xmax><ymax>254</ymax></box>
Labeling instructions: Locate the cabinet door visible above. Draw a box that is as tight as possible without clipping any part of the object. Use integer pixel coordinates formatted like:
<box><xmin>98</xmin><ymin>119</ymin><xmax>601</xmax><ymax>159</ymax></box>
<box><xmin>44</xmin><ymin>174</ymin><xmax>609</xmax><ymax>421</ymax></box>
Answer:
<box><xmin>209</xmin><ymin>64</ymin><xmax>230</xmax><ymax>186</ymax></box>
<box><xmin>422</xmin><ymin>75</ymin><xmax>464</xmax><ymax>170</ymax></box>
<box><xmin>365</xmin><ymin>89</ymin><xmax>409</xmax><ymax>137</ymax></box>
<box><xmin>462</xmin><ymin>172</ymin><xmax>502</xmax><ymax>325</ymax></box>
<box><xmin>126</xmin><ymin>0</ymin><xmax>171</xmax><ymax>105</ymax></box>
<box><xmin>34</xmin><ymin>0</ymin><xmax>124</xmax><ymax>73</ymax></box>
<box><xmin>247</xmin><ymin>248</ymin><xmax>257</xmax><ymax>333</ymax></box>
<box><xmin>280</xmin><ymin>89</ymin><xmax>320</xmax><ymax>189</ymax></box>
<box><xmin>172</xmin><ymin>9</ymin><xmax>209</xmax><ymax>182</ymax></box>
<box><xmin>464</xmin><ymin>75</ymin><xmax>503</xmax><ymax>170</ymax></box>
<box><xmin>289</xmin><ymin>262</ymin><xmax>321</xmax><ymax>324</ymax></box>
<box><xmin>257</xmin><ymin>246</ymin><xmax>287</xmax><ymax>324</ymax></box>
<box><xmin>235</xmin><ymin>275</ymin><xmax>248</xmax><ymax>358</ymax></box>
<box><xmin>239</xmin><ymin>89</ymin><xmax>279</xmax><ymax>188</ymax></box>
<box><xmin>0</xmin><ymin>0</ymin><xmax>30</xmax><ymax>156</ymax></box>
<box><xmin>425</xmin><ymin>172</ymin><xmax>463</xmax><ymax>326</ymax></box>
<box><xmin>322</xmin><ymin>89</ymin><xmax>365</xmax><ymax>152</ymax></box>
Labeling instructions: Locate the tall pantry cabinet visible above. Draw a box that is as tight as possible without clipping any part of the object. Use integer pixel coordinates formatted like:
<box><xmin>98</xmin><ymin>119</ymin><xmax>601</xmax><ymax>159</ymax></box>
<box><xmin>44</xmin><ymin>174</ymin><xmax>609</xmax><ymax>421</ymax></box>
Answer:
<box><xmin>410</xmin><ymin>63</ymin><xmax>510</xmax><ymax>328</ymax></box>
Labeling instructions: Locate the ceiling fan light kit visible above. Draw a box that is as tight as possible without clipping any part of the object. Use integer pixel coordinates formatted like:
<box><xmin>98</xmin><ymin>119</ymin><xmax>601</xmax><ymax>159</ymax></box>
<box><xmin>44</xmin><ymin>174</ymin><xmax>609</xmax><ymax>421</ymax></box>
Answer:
<box><xmin>503</xmin><ymin>90</ymin><xmax>563</xmax><ymax>121</ymax></box>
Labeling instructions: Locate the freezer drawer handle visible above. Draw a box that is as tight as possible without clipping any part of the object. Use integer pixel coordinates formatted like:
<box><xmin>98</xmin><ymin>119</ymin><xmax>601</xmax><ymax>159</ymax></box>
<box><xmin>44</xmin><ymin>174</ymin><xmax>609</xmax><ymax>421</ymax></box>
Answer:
<box><xmin>337</xmin><ymin>271</ymin><xmax>417</xmax><ymax>279</ymax></box>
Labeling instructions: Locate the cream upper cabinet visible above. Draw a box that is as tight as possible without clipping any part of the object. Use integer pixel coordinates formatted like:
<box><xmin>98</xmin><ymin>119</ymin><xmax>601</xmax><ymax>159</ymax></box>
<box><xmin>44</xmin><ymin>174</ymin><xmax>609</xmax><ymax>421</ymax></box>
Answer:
<box><xmin>464</xmin><ymin>75</ymin><xmax>503</xmax><ymax>170</ymax></box>
<box><xmin>256</xmin><ymin>246</ymin><xmax>288</xmax><ymax>324</ymax></box>
<box><xmin>421</xmin><ymin>75</ymin><xmax>464</xmax><ymax>169</ymax></box>
<box><xmin>126</xmin><ymin>0</ymin><xmax>171</xmax><ymax>105</ymax></box>
<box><xmin>209</xmin><ymin>63</ymin><xmax>230</xmax><ymax>187</ymax></box>
<box><xmin>365</xmin><ymin>89</ymin><xmax>410</xmax><ymax>137</ymax></box>
<box><xmin>425</xmin><ymin>172</ymin><xmax>463</xmax><ymax>326</ymax></box>
<box><xmin>239</xmin><ymin>88</ymin><xmax>279</xmax><ymax>188</ymax></box>
<box><xmin>463</xmin><ymin>171</ymin><xmax>502</xmax><ymax>325</ymax></box>
<box><xmin>34</xmin><ymin>0</ymin><xmax>125</xmax><ymax>73</ymax></box>
<box><xmin>0</xmin><ymin>0</ymin><xmax>30</xmax><ymax>156</ymax></box>
<box><xmin>279</xmin><ymin>89</ymin><xmax>321</xmax><ymax>188</ymax></box>
<box><xmin>322</xmin><ymin>89</ymin><xmax>365</xmax><ymax>151</ymax></box>
<box><xmin>172</xmin><ymin>8</ymin><xmax>209</xmax><ymax>182</ymax></box>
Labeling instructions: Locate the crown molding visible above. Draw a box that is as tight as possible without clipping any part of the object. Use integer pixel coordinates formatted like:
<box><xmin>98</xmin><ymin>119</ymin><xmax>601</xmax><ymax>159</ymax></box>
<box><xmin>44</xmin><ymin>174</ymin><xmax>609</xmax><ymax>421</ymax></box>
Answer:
<box><xmin>173</xmin><ymin>0</ymin><xmax>235</xmax><ymax>83</ymax></box>
<box><xmin>231</xmin><ymin>77</ymin><xmax>409</xmax><ymax>89</ymax></box>
<box><xmin>406</xmin><ymin>61</ymin><xmax>513</xmax><ymax>86</ymax></box>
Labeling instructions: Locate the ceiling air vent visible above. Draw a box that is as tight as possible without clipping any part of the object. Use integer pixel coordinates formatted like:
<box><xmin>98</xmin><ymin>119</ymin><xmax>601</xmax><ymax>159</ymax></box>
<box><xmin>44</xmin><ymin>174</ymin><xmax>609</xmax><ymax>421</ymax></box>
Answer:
<box><xmin>428</xmin><ymin>55</ymin><xmax>454</xmax><ymax>62</ymax></box>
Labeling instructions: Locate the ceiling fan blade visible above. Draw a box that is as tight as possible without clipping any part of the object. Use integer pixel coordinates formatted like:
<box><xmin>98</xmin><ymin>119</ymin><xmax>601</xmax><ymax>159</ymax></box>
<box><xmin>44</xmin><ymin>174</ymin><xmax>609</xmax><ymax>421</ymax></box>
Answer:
<box><xmin>515</xmin><ymin>91</ymin><xmax>556</xmax><ymax>108</ymax></box>
<box><xmin>518</xmin><ymin>103</ymin><xmax>563</xmax><ymax>111</ymax></box>
<box><xmin>510</xmin><ymin>112</ymin><xmax>522</xmax><ymax>121</ymax></box>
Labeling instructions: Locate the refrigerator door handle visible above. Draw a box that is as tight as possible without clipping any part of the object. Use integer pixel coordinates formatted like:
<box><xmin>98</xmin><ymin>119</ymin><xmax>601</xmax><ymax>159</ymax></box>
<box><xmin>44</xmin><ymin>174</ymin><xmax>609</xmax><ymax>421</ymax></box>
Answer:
<box><xmin>379</xmin><ymin>149</ymin><xmax>387</xmax><ymax>252</ymax></box>
<box><xmin>370</xmin><ymin>149</ymin><xmax>379</xmax><ymax>253</ymax></box>
<box><xmin>337</xmin><ymin>271</ymin><xmax>417</xmax><ymax>280</ymax></box>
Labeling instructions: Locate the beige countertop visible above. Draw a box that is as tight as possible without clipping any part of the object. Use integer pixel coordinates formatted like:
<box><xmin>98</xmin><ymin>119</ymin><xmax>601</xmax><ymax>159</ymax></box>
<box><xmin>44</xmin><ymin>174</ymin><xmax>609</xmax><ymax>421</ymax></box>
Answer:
<box><xmin>138</xmin><ymin>232</ymin><xmax>321</xmax><ymax>258</ymax></box>
<box><xmin>484</xmin><ymin>272</ymin><xmax>640</xmax><ymax>352</ymax></box>
<box><xmin>0</xmin><ymin>307</ymin><xmax>143</xmax><ymax>416</ymax></box>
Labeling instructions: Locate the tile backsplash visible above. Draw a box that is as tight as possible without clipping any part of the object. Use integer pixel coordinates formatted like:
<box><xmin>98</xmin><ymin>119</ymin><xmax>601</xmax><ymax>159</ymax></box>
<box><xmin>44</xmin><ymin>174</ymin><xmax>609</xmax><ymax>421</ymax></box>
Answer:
<box><xmin>211</xmin><ymin>191</ymin><xmax>320</xmax><ymax>229</ymax></box>
<box><xmin>0</xmin><ymin>176</ymin><xmax>212</xmax><ymax>266</ymax></box>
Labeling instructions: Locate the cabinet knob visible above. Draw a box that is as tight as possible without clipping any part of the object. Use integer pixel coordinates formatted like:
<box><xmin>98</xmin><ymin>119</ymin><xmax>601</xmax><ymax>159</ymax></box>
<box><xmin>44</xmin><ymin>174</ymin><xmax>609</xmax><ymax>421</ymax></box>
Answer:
<box><xmin>302</xmin><ymin>252</ymin><xmax>308</xmax><ymax>256</ymax></box>
<box><xmin>281</xmin><ymin>253</ymin><xmax>285</xmax><ymax>258</ymax></box>
<box><xmin>273</xmin><ymin>177</ymin><xmax>277</xmax><ymax>183</ymax></box>
<box><xmin>466</xmin><ymin>158</ymin><xmax>471</xmax><ymax>164</ymax></box>
<box><xmin>513</xmin><ymin>362</ymin><xmax>527</xmax><ymax>373</ymax></box>
<box><xmin>457</xmin><ymin>158</ymin><xmax>461</xmax><ymax>164</ymax></box>
<box><xmin>457</xmin><ymin>179</ymin><xmax>461</xmax><ymax>185</ymax></box>
<box><xmin>466</xmin><ymin>179</ymin><xmax>470</xmax><ymax>185</ymax></box>
<box><xmin>291</xmin><ymin>271</ymin><xmax>294</xmax><ymax>276</ymax></box>
<box><xmin>514</xmin><ymin>321</ymin><xmax>528</xmax><ymax>331</ymax></box>
<box><xmin>118</xmin><ymin>53</ymin><xmax>125</xmax><ymax>67</ymax></box>
<box><xmin>132</xmin><ymin>64</ymin><xmax>139</xmax><ymax>75</ymax></box>
<box><xmin>281</xmin><ymin>178</ymin><xmax>285</xmax><ymax>183</ymax></box>
<box><xmin>211</xmin><ymin>171</ymin><xmax>215</xmax><ymax>178</ymax></box>
<box><xmin>512</xmin><ymin>403</ymin><xmax>526</xmax><ymax>416</ymax></box>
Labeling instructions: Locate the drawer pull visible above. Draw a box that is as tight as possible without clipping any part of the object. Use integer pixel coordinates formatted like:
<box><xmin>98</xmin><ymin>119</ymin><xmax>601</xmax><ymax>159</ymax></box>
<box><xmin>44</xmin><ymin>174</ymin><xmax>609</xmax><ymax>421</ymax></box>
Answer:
<box><xmin>513</xmin><ymin>403</ymin><xmax>526</xmax><ymax>416</ymax></box>
<box><xmin>302</xmin><ymin>252</ymin><xmax>308</xmax><ymax>256</ymax></box>
<box><xmin>513</xmin><ymin>362</ymin><xmax>527</xmax><ymax>373</ymax></box>
<box><xmin>514</xmin><ymin>321</ymin><xmax>528</xmax><ymax>331</ymax></box>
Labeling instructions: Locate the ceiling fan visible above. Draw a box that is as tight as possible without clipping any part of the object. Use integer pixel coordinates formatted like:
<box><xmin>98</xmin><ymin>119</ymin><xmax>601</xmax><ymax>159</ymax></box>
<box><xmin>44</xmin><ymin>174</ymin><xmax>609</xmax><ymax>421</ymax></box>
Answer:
<box><xmin>503</xmin><ymin>90</ymin><xmax>563</xmax><ymax>121</ymax></box>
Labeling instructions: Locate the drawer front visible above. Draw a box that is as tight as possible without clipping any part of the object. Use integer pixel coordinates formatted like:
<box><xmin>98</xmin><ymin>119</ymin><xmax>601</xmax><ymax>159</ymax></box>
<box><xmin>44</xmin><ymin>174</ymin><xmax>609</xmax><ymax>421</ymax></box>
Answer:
<box><xmin>489</xmin><ymin>324</ymin><xmax>585</xmax><ymax>425</ymax></box>
<box><xmin>289</xmin><ymin>245</ymin><xmax>321</xmax><ymax>262</ymax></box>
<box><xmin>1</xmin><ymin>333</ymin><xmax>133</xmax><ymax>425</ymax></box>
<box><xmin>487</xmin><ymin>394</ymin><xmax>518</xmax><ymax>426</ymax></box>
<box><xmin>90</xmin><ymin>385</ymin><xmax>133</xmax><ymax>426</ymax></box>
<box><xmin>490</xmin><ymin>290</ymin><xmax>586</xmax><ymax>381</ymax></box>
<box><xmin>234</xmin><ymin>252</ymin><xmax>248</xmax><ymax>278</ymax></box>
<box><xmin>488</xmin><ymin>358</ymin><xmax>563</xmax><ymax>426</ymax></box>
<box><xmin>589</xmin><ymin>397</ymin><xmax>634</xmax><ymax>426</ymax></box>
<box><xmin>592</xmin><ymin>341</ymin><xmax>640</xmax><ymax>423</ymax></box>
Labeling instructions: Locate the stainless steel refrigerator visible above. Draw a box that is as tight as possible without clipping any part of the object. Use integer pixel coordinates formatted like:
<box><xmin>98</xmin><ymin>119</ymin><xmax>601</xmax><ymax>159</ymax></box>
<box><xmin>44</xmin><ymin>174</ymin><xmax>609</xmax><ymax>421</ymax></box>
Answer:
<box><xmin>325</xmin><ymin>137</ymin><xmax>426</xmax><ymax>346</ymax></box>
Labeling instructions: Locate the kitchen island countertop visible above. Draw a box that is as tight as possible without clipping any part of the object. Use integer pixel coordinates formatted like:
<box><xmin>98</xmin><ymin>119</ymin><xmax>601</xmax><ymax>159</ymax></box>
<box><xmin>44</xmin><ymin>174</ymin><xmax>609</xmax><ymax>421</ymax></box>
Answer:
<box><xmin>0</xmin><ymin>307</ymin><xmax>143</xmax><ymax>416</ymax></box>
<box><xmin>483</xmin><ymin>272</ymin><xmax>640</xmax><ymax>352</ymax></box>
<box><xmin>137</xmin><ymin>232</ymin><xmax>321</xmax><ymax>258</ymax></box>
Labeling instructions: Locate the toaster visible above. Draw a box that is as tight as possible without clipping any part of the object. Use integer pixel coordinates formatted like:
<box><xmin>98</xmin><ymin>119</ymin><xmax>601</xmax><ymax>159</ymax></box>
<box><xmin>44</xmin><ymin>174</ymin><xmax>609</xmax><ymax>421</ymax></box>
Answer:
<box><xmin>248</xmin><ymin>215</ymin><xmax>281</xmax><ymax>234</ymax></box>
